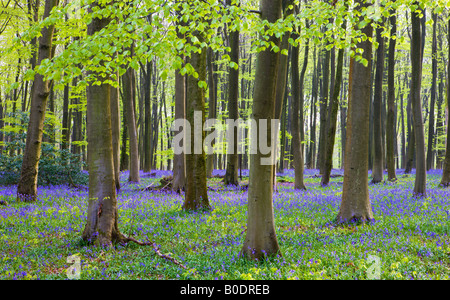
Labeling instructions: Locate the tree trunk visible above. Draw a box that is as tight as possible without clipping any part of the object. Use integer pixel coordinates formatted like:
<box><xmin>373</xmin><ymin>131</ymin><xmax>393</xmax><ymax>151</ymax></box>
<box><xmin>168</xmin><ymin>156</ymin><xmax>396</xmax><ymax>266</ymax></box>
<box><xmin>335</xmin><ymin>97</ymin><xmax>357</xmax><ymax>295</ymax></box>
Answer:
<box><xmin>410</xmin><ymin>4</ymin><xmax>426</xmax><ymax>197</ymax></box>
<box><xmin>110</xmin><ymin>81</ymin><xmax>121</xmax><ymax>191</ymax></box>
<box><xmin>144</xmin><ymin>61</ymin><xmax>152</xmax><ymax>173</ymax></box>
<box><xmin>0</xmin><ymin>92</ymin><xmax>3</xmax><ymax>154</ymax></box>
<box><xmin>321</xmin><ymin>18</ymin><xmax>346</xmax><ymax>186</ymax></box>
<box><xmin>372</xmin><ymin>18</ymin><xmax>385</xmax><ymax>183</ymax></box>
<box><xmin>291</xmin><ymin>18</ymin><xmax>306</xmax><ymax>190</ymax></box>
<box><xmin>440</xmin><ymin>17</ymin><xmax>450</xmax><ymax>186</ymax></box>
<box><xmin>82</xmin><ymin>0</ymin><xmax>126</xmax><ymax>246</ymax></box>
<box><xmin>241</xmin><ymin>0</ymin><xmax>282</xmax><ymax>260</ymax></box>
<box><xmin>205</xmin><ymin>47</ymin><xmax>217</xmax><ymax>178</ymax></box>
<box><xmin>122</xmin><ymin>51</ymin><xmax>140</xmax><ymax>183</ymax></box>
<box><xmin>183</xmin><ymin>32</ymin><xmax>210</xmax><ymax>211</ymax></box>
<box><xmin>426</xmin><ymin>13</ymin><xmax>438</xmax><ymax>171</ymax></box>
<box><xmin>120</xmin><ymin>93</ymin><xmax>129</xmax><ymax>171</ymax></box>
<box><xmin>386</xmin><ymin>11</ymin><xmax>397</xmax><ymax>181</ymax></box>
<box><xmin>17</xmin><ymin>0</ymin><xmax>59</xmax><ymax>202</ymax></box>
<box><xmin>225</xmin><ymin>5</ymin><xmax>240</xmax><ymax>186</ymax></box>
<box><xmin>336</xmin><ymin>0</ymin><xmax>374</xmax><ymax>224</ymax></box>
<box><xmin>172</xmin><ymin>58</ymin><xmax>186</xmax><ymax>192</ymax></box>
<box><xmin>317</xmin><ymin>46</ymin><xmax>330</xmax><ymax>174</ymax></box>
<box><xmin>272</xmin><ymin>4</ymin><xmax>292</xmax><ymax>189</ymax></box>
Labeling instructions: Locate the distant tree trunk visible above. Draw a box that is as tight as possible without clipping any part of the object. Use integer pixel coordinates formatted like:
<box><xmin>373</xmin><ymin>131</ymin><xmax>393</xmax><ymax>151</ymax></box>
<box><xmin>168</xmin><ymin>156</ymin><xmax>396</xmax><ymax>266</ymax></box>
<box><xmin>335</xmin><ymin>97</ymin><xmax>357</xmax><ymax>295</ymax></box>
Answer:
<box><xmin>62</xmin><ymin>83</ymin><xmax>71</xmax><ymax>153</ymax></box>
<box><xmin>225</xmin><ymin>3</ymin><xmax>240</xmax><ymax>186</ymax></box>
<box><xmin>386</xmin><ymin>11</ymin><xmax>397</xmax><ymax>181</ymax></box>
<box><xmin>440</xmin><ymin>18</ymin><xmax>450</xmax><ymax>187</ymax></box>
<box><xmin>400</xmin><ymin>80</ymin><xmax>406</xmax><ymax>169</ymax></box>
<box><xmin>321</xmin><ymin>19</ymin><xmax>346</xmax><ymax>186</ymax></box>
<box><xmin>17</xmin><ymin>0</ymin><xmax>59</xmax><ymax>202</ymax></box>
<box><xmin>110</xmin><ymin>81</ymin><xmax>121</xmax><ymax>191</ymax></box>
<box><xmin>143</xmin><ymin>61</ymin><xmax>152</xmax><ymax>173</ymax></box>
<box><xmin>410</xmin><ymin>4</ymin><xmax>426</xmax><ymax>197</ymax></box>
<box><xmin>317</xmin><ymin>45</ymin><xmax>330</xmax><ymax>174</ymax></box>
<box><xmin>206</xmin><ymin>47</ymin><xmax>217</xmax><ymax>178</ymax></box>
<box><xmin>172</xmin><ymin>61</ymin><xmax>186</xmax><ymax>192</ymax></box>
<box><xmin>426</xmin><ymin>13</ymin><xmax>438</xmax><ymax>171</ymax></box>
<box><xmin>183</xmin><ymin>32</ymin><xmax>210</xmax><ymax>211</ymax></box>
<box><xmin>0</xmin><ymin>93</ymin><xmax>3</xmax><ymax>154</ymax></box>
<box><xmin>71</xmin><ymin>68</ymin><xmax>83</xmax><ymax>157</ymax></box>
<box><xmin>241</xmin><ymin>0</ymin><xmax>282</xmax><ymax>260</ymax></box>
<box><xmin>290</xmin><ymin>12</ymin><xmax>306</xmax><ymax>190</ymax></box>
<box><xmin>307</xmin><ymin>46</ymin><xmax>318</xmax><ymax>170</ymax></box>
<box><xmin>436</xmin><ymin>23</ymin><xmax>445</xmax><ymax>169</ymax></box>
<box><xmin>120</xmin><ymin>94</ymin><xmax>129</xmax><ymax>171</ymax></box>
<box><xmin>372</xmin><ymin>18</ymin><xmax>385</xmax><ymax>184</ymax></box>
<box><xmin>122</xmin><ymin>50</ymin><xmax>140</xmax><ymax>183</ymax></box>
<box><xmin>82</xmin><ymin>0</ymin><xmax>126</xmax><ymax>246</ymax></box>
<box><xmin>336</xmin><ymin>0</ymin><xmax>374</xmax><ymax>224</ymax></box>
<box><xmin>273</xmin><ymin>3</ymin><xmax>292</xmax><ymax>189</ymax></box>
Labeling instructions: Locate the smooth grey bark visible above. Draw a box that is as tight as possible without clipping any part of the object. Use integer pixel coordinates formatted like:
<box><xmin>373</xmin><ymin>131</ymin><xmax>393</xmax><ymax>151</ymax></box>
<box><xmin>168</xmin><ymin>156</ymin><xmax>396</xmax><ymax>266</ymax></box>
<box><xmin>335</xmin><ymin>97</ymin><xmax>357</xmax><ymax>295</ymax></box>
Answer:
<box><xmin>372</xmin><ymin>18</ymin><xmax>385</xmax><ymax>184</ymax></box>
<box><xmin>17</xmin><ymin>0</ymin><xmax>59</xmax><ymax>202</ymax></box>
<box><xmin>336</xmin><ymin>0</ymin><xmax>374</xmax><ymax>224</ymax></box>
<box><xmin>386</xmin><ymin>10</ymin><xmax>397</xmax><ymax>181</ymax></box>
<box><xmin>410</xmin><ymin>5</ymin><xmax>427</xmax><ymax>197</ymax></box>
<box><xmin>241</xmin><ymin>0</ymin><xmax>282</xmax><ymax>260</ymax></box>
<box><xmin>225</xmin><ymin>2</ymin><xmax>240</xmax><ymax>186</ymax></box>
<box><xmin>426</xmin><ymin>13</ymin><xmax>437</xmax><ymax>171</ymax></box>
<box><xmin>122</xmin><ymin>51</ymin><xmax>140</xmax><ymax>184</ymax></box>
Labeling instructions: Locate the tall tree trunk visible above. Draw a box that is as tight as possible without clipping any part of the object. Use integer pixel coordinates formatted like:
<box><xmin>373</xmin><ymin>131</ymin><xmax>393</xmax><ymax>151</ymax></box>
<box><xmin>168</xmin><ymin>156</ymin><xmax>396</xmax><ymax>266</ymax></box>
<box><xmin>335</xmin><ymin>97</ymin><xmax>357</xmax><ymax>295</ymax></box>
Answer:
<box><xmin>183</xmin><ymin>32</ymin><xmax>210</xmax><ymax>211</ymax></box>
<box><xmin>110</xmin><ymin>80</ymin><xmax>121</xmax><ymax>191</ymax></box>
<box><xmin>17</xmin><ymin>0</ymin><xmax>59</xmax><ymax>202</ymax></box>
<box><xmin>321</xmin><ymin>18</ymin><xmax>346</xmax><ymax>186</ymax></box>
<box><xmin>426</xmin><ymin>13</ymin><xmax>438</xmax><ymax>171</ymax></box>
<box><xmin>386</xmin><ymin>11</ymin><xmax>397</xmax><ymax>181</ymax></box>
<box><xmin>410</xmin><ymin>4</ymin><xmax>427</xmax><ymax>197</ymax></box>
<box><xmin>317</xmin><ymin>45</ymin><xmax>330</xmax><ymax>174</ymax></box>
<box><xmin>336</xmin><ymin>0</ymin><xmax>374</xmax><ymax>224</ymax></box>
<box><xmin>0</xmin><ymin>92</ymin><xmax>3</xmax><ymax>154</ymax></box>
<box><xmin>205</xmin><ymin>47</ymin><xmax>217</xmax><ymax>178</ymax></box>
<box><xmin>440</xmin><ymin>17</ymin><xmax>450</xmax><ymax>186</ymax></box>
<box><xmin>307</xmin><ymin>46</ymin><xmax>318</xmax><ymax>170</ymax></box>
<box><xmin>372</xmin><ymin>18</ymin><xmax>385</xmax><ymax>183</ymax></box>
<box><xmin>225</xmin><ymin>3</ymin><xmax>240</xmax><ymax>186</ymax></box>
<box><xmin>172</xmin><ymin>58</ymin><xmax>186</xmax><ymax>192</ymax></box>
<box><xmin>436</xmin><ymin>23</ymin><xmax>445</xmax><ymax>169</ymax></box>
<box><xmin>120</xmin><ymin>92</ymin><xmax>129</xmax><ymax>171</ymax></box>
<box><xmin>241</xmin><ymin>0</ymin><xmax>282</xmax><ymax>260</ymax></box>
<box><xmin>272</xmin><ymin>3</ymin><xmax>292</xmax><ymax>190</ymax></box>
<box><xmin>82</xmin><ymin>0</ymin><xmax>126</xmax><ymax>246</ymax></box>
<box><xmin>122</xmin><ymin>50</ymin><xmax>140</xmax><ymax>183</ymax></box>
<box><xmin>290</xmin><ymin>11</ymin><xmax>306</xmax><ymax>190</ymax></box>
<box><xmin>143</xmin><ymin>61</ymin><xmax>153</xmax><ymax>173</ymax></box>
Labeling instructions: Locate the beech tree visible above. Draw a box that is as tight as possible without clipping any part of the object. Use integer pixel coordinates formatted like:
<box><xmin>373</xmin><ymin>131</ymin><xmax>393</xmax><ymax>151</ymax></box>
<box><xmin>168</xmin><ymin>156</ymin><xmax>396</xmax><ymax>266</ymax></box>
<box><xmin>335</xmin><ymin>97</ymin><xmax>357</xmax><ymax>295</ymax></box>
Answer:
<box><xmin>82</xmin><ymin>0</ymin><xmax>125</xmax><ymax>245</ymax></box>
<box><xmin>17</xmin><ymin>0</ymin><xmax>59</xmax><ymax>202</ymax></box>
<box><xmin>440</xmin><ymin>16</ymin><xmax>450</xmax><ymax>187</ymax></box>
<box><xmin>241</xmin><ymin>0</ymin><xmax>282</xmax><ymax>260</ymax></box>
<box><xmin>336</xmin><ymin>0</ymin><xmax>374</xmax><ymax>224</ymax></box>
<box><xmin>182</xmin><ymin>30</ymin><xmax>210</xmax><ymax>211</ymax></box>
<box><xmin>386</xmin><ymin>9</ymin><xmax>397</xmax><ymax>181</ymax></box>
<box><xmin>410</xmin><ymin>3</ymin><xmax>426</xmax><ymax>197</ymax></box>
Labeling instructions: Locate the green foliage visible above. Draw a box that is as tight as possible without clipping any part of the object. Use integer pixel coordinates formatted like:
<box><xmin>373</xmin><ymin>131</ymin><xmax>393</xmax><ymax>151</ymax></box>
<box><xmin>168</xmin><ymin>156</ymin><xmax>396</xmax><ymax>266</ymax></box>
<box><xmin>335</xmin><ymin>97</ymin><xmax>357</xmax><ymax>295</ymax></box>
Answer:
<box><xmin>0</xmin><ymin>112</ymin><xmax>87</xmax><ymax>186</ymax></box>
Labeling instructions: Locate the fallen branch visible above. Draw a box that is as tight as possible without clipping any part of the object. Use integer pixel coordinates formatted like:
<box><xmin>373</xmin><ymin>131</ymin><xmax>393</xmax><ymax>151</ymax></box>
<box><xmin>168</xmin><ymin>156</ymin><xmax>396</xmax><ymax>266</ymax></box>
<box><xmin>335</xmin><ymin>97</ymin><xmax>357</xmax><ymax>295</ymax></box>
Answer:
<box><xmin>122</xmin><ymin>236</ymin><xmax>188</xmax><ymax>270</ymax></box>
<box><xmin>0</xmin><ymin>200</ymin><xmax>8</xmax><ymax>206</ymax></box>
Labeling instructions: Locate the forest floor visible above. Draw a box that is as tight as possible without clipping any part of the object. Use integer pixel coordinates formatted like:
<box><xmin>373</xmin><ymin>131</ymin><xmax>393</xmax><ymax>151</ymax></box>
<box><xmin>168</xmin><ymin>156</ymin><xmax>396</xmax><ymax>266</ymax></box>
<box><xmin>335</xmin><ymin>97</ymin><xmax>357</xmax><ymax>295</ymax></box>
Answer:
<box><xmin>0</xmin><ymin>169</ymin><xmax>449</xmax><ymax>280</ymax></box>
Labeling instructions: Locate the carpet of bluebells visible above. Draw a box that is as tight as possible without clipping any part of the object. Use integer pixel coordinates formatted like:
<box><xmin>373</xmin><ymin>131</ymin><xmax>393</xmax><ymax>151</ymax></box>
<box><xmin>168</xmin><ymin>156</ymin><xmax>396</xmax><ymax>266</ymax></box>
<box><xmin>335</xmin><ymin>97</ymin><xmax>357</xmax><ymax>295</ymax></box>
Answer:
<box><xmin>0</xmin><ymin>168</ymin><xmax>449</xmax><ymax>280</ymax></box>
